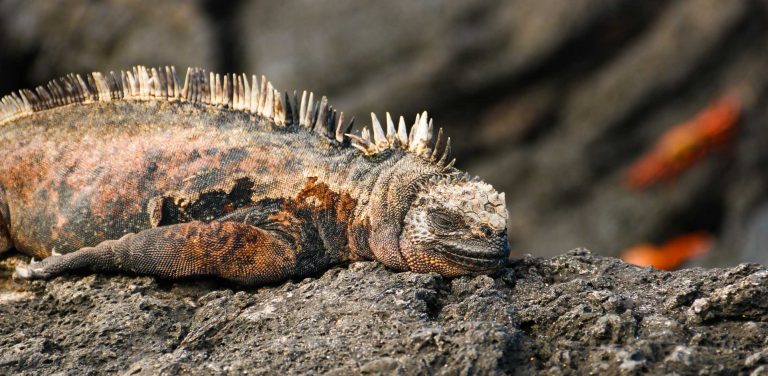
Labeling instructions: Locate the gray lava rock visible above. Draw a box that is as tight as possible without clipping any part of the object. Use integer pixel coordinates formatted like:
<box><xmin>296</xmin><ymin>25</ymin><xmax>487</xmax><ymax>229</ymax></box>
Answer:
<box><xmin>0</xmin><ymin>0</ymin><xmax>215</xmax><ymax>84</ymax></box>
<box><xmin>237</xmin><ymin>0</ymin><xmax>629</xmax><ymax>117</ymax></box>
<box><xmin>2</xmin><ymin>249</ymin><xmax>768</xmax><ymax>374</ymax></box>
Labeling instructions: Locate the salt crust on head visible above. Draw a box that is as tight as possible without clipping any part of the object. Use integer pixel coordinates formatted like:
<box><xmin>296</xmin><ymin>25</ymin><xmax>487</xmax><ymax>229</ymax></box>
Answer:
<box><xmin>413</xmin><ymin>175</ymin><xmax>508</xmax><ymax>231</ymax></box>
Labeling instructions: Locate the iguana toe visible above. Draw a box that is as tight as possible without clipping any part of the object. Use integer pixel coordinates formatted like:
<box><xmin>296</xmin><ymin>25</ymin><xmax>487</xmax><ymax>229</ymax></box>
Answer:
<box><xmin>15</xmin><ymin>258</ymin><xmax>56</xmax><ymax>280</ymax></box>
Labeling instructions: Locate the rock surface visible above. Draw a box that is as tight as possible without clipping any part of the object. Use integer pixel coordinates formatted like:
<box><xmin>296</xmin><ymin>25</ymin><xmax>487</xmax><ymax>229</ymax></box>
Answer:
<box><xmin>0</xmin><ymin>0</ymin><xmax>216</xmax><ymax>94</ymax></box>
<box><xmin>2</xmin><ymin>249</ymin><xmax>768</xmax><ymax>374</ymax></box>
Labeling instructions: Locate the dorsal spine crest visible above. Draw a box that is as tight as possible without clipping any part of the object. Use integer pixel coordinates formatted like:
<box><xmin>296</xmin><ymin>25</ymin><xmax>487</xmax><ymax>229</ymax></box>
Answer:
<box><xmin>0</xmin><ymin>65</ymin><xmax>452</xmax><ymax>169</ymax></box>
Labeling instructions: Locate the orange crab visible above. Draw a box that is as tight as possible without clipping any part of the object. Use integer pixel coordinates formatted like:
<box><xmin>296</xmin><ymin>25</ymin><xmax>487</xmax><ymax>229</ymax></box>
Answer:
<box><xmin>621</xmin><ymin>232</ymin><xmax>713</xmax><ymax>270</ymax></box>
<box><xmin>626</xmin><ymin>96</ymin><xmax>741</xmax><ymax>190</ymax></box>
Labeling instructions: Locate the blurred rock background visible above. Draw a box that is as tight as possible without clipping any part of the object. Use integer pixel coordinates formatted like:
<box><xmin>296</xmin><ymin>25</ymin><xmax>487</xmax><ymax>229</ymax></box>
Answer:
<box><xmin>1</xmin><ymin>0</ymin><xmax>768</xmax><ymax>268</ymax></box>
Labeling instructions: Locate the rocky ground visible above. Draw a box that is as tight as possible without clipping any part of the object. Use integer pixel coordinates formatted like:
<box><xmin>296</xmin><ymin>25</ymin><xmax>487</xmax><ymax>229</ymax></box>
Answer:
<box><xmin>3</xmin><ymin>1</ymin><xmax>768</xmax><ymax>372</ymax></box>
<box><xmin>1</xmin><ymin>250</ymin><xmax>768</xmax><ymax>375</ymax></box>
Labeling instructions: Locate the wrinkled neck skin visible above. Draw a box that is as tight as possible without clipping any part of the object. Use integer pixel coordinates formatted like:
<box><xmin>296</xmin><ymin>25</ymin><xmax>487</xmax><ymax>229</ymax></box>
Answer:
<box><xmin>347</xmin><ymin>152</ymin><xmax>442</xmax><ymax>271</ymax></box>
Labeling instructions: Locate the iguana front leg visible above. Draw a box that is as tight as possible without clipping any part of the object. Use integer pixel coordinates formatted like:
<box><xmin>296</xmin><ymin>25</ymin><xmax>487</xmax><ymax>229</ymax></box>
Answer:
<box><xmin>15</xmin><ymin>206</ymin><xmax>326</xmax><ymax>285</ymax></box>
<box><xmin>0</xmin><ymin>197</ymin><xmax>11</xmax><ymax>253</ymax></box>
<box><xmin>0</xmin><ymin>219</ymin><xmax>11</xmax><ymax>253</ymax></box>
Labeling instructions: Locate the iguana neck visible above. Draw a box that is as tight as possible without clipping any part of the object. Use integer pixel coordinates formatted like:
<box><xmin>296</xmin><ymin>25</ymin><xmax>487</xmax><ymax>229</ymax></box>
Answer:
<box><xmin>343</xmin><ymin>151</ymin><xmax>443</xmax><ymax>270</ymax></box>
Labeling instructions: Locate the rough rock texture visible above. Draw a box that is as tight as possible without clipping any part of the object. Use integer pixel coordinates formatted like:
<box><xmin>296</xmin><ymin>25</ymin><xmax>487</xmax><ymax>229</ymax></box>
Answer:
<box><xmin>237</xmin><ymin>0</ymin><xmax>634</xmax><ymax>116</ymax></box>
<box><xmin>2</xmin><ymin>249</ymin><xmax>768</xmax><ymax>374</ymax></box>
<box><xmin>0</xmin><ymin>0</ymin><xmax>215</xmax><ymax>93</ymax></box>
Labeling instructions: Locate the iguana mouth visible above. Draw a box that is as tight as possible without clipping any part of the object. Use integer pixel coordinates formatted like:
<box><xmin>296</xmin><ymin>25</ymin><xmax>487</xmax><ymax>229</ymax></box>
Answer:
<box><xmin>433</xmin><ymin>243</ymin><xmax>509</xmax><ymax>271</ymax></box>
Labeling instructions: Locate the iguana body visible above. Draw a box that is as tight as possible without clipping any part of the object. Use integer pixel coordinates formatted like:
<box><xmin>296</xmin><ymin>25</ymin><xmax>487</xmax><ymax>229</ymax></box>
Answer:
<box><xmin>0</xmin><ymin>66</ymin><xmax>509</xmax><ymax>285</ymax></box>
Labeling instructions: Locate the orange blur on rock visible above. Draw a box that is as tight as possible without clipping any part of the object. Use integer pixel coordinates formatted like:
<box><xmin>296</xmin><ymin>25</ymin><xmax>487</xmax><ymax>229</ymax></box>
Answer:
<box><xmin>621</xmin><ymin>232</ymin><xmax>714</xmax><ymax>270</ymax></box>
<box><xmin>626</xmin><ymin>96</ymin><xmax>741</xmax><ymax>190</ymax></box>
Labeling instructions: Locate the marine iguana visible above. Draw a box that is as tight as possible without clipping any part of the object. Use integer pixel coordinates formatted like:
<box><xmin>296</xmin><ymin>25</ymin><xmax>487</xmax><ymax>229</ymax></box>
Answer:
<box><xmin>0</xmin><ymin>66</ymin><xmax>509</xmax><ymax>285</ymax></box>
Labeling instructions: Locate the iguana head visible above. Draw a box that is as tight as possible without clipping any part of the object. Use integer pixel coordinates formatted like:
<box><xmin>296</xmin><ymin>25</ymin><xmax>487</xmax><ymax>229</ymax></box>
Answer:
<box><xmin>353</xmin><ymin>112</ymin><xmax>509</xmax><ymax>276</ymax></box>
<box><xmin>398</xmin><ymin>174</ymin><xmax>510</xmax><ymax>276</ymax></box>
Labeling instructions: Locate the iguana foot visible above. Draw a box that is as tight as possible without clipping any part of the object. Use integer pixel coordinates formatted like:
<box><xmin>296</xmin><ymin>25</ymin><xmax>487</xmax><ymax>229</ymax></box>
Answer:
<box><xmin>14</xmin><ymin>214</ymin><xmax>310</xmax><ymax>285</ymax></box>
<box><xmin>15</xmin><ymin>256</ymin><xmax>57</xmax><ymax>279</ymax></box>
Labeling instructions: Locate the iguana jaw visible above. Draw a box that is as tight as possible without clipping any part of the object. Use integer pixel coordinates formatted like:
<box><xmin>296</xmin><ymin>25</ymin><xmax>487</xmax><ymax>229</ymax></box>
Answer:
<box><xmin>433</xmin><ymin>239</ymin><xmax>510</xmax><ymax>269</ymax></box>
<box><xmin>399</xmin><ymin>233</ymin><xmax>510</xmax><ymax>277</ymax></box>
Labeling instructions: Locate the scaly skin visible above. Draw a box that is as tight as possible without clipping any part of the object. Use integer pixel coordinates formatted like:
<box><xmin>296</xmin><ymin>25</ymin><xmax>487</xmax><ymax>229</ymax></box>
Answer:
<box><xmin>0</xmin><ymin>66</ymin><xmax>509</xmax><ymax>285</ymax></box>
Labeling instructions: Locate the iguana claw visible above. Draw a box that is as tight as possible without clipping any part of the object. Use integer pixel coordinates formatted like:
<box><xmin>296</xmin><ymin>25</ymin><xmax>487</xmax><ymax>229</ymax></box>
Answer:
<box><xmin>15</xmin><ymin>258</ymin><xmax>55</xmax><ymax>280</ymax></box>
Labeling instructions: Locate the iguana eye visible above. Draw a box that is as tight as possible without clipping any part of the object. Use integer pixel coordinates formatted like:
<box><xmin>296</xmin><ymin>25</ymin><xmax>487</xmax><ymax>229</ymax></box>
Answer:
<box><xmin>429</xmin><ymin>210</ymin><xmax>457</xmax><ymax>231</ymax></box>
